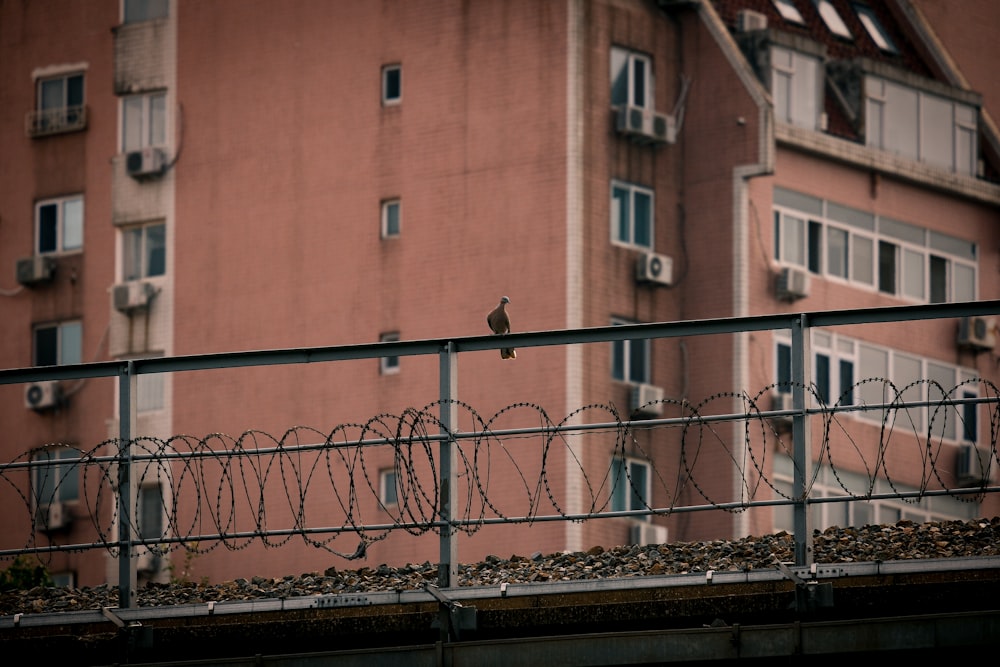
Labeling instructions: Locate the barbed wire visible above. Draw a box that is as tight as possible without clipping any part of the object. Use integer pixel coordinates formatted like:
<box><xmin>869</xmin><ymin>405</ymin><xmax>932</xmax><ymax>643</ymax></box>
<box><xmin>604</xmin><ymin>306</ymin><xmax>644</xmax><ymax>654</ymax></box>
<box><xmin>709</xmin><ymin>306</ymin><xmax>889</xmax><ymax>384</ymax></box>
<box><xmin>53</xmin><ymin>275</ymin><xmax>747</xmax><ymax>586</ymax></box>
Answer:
<box><xmin>2</xmin><ymin>378</ymin><xmax>998</xmax><ymax>565</ymax></box>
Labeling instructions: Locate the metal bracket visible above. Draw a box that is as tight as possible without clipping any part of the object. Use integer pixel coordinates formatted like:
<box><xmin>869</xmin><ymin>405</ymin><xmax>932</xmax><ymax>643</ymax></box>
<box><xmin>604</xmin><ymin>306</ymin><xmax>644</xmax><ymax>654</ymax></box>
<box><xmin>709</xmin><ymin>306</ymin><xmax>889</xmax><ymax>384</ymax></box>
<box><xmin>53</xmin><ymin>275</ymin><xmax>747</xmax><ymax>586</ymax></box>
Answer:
<box><xmin>773</xmin><ymin>558</ymin><xmax>834</xmax><ymax>612</ymax></box>
<box><xmin>425</xmin><ymin>584</ymin><xmax>477</xmax><ymax>642</ymax></box>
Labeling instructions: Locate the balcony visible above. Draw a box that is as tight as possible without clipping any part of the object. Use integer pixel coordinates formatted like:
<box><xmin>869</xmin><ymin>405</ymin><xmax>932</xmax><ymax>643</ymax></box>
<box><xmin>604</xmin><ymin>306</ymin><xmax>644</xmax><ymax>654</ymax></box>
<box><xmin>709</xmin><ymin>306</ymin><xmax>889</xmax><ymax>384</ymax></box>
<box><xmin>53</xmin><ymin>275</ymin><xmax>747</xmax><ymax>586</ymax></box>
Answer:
<box><xmin>25</xmin><ymin>105</ymin><xmax>87</xmax><ymax>138</ymax></box>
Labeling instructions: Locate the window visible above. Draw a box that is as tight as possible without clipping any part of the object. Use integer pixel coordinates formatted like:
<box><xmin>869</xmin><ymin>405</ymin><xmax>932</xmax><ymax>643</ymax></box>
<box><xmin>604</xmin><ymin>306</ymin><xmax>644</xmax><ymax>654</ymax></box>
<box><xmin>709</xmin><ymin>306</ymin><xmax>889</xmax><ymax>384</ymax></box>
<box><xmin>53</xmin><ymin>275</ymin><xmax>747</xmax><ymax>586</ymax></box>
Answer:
<box><xmin>138</xmin><ymin>484</ymin><xmax>165</xmax><ymax>541</ymax></box>
<box><xmin>853</xmin><ymin>3</ymin><xmax>896</xmax><ymax>53</ymax></box>
<box><xmin>30</xmin><ymin>72</ymin><xmax>85</xmax><ymax>136</ymax></box>
<box><xmin>122</xmin><ymin>91</ymin><xmax>166</xmax><ymax>153</ymax></box>
<box><xmin>382</xmin><ymin>65</ymin><xmax>401</xmax><ymax>105</ymax></box>
<box><xmin>772</xmin><ymin>0</ymin><xmax>805</xmax><ymax>23</ymax></box>
<box><xmin>124</xmin><ymin>0</ymin><xmax>167</xmax><ymax>23</ymax></box>
<box><xmin>379</xmin><ymin>332</ymin><xmax>400</xmax><ymax>374</ymax></box>
<box><xmin>138</xmin><ymin>371</ymin><xmax>165</xmax><ymax>413</ymax></box>
<box><xmin>34</xmin><ymin>321</ymin><xmax>82</xmax><ymax>366</ymax></box>
<box><xmin>36</xmin><ymin>195</ymin><xmax>83</xmax><ymax>255</ymax></box>
<box><xmin>865</xmin><ymin>76</ymin><xmax>979</xmax><ymax>175</ymax></box>
<box><xmin>611</xmin><ymin>319</ymin><xmax>650</xmax><ymax>384</ymax></box>
<box><xmin>813</xmin><ymin>0</ymin><xmax>852</xmax><ymax>39</ymax></box>
<box><xmin>380</xmin><ymin>468</ymin><xmax>398</xmax><ymax>506</ymax></box>
<box><xmin>611</xmin><ymin>181</ymin><xmax>653</xmax><ymax>249</ymax></box>
<box><xmin>32</xmin><ymin>448</ymin><xmax>80</xmax><ymax>507</ymax></box>
<box><xmin>122</xmin><ymin>222</ymin><xmax>166</xmax><ymax>281</ymax></box>
<box><xmin>771</xmin><ymin>46</ymin><xmax>822</xmax><ymax>130</ymax></box>
<box><xmin>611</xmin><ymin>457</ymin><xmax>650</xmax><ymax>513</ymax></box>
<box><xmin>381</xmin><ymin>199</ymin><xmax>400</xmax><ymax>238</ymax></box>
<box><xmin>774</xmin><ymin>187</ymin><xmax>977</xmax><ymax>302</ymax></box>
<box><xmin>611</xmin><ymin>47</ymin><xmax>652</xmax><ymax>109</ymax></box>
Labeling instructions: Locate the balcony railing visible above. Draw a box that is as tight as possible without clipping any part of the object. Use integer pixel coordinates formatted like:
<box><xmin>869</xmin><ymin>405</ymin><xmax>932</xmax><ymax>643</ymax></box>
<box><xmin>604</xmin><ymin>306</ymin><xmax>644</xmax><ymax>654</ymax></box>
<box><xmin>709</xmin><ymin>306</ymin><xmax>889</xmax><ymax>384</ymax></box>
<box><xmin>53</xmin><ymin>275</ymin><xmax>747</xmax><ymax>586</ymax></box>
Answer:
<box><xmin>25</xmin><ymin>105</ymin><xmax>87</xmax><ymax>138</ymax></box>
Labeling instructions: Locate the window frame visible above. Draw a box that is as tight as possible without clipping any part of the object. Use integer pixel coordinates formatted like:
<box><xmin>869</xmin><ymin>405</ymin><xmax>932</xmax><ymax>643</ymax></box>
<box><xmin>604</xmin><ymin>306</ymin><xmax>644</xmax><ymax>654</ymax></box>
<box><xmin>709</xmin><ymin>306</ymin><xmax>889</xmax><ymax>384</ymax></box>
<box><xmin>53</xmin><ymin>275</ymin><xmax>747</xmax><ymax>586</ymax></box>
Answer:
<box><xmin>123</xmin><ymin>0</ymin><xmax>168</xmax><ymax>24</ymax></box>
<box><xmin>379</xmin><ymin>332</ymin><xmax>400</xmax><ymax>375</ymax></box>
<box><xmin>610</xmin><ymin>180</ymin><xmax>654</xmax><ymax>250</ymax></box>
<box><xmin>813</xmin><ymin>0</ymin><xmax>853</xmax><ymax>40</ymax></box>
<box><xmin>770</xmin><ymin>45</ymin><xmax>823</xmax><ymax>130</ymax></box>
<box><xmin>610</xmin><ymin>47</ymin><xmax>653</xmax><ymax>110</ymax></box>
<box><xmin>33</xmin><ymin>320</ymin><xmax>82</xmax><ymax>367</ymax></box>
<box><xmin>122</xmin><ymin>220</ymin><xmax>167</xmax><ymax>282</ymax></box>
<box><xmin>610</xmin><ymin>456</ymin><xmax>651</xmax><ymax>515</ymax></box>
<box><xmin>122</xmin><ymin>90</ymin><xmax>167</xmax><ymax>153</ymax></box>
<box><xmin>611</xmin><ymin>318</ymin><xmax>650</xmax><ymax>385</ymax></box>
<box><xmin>381</xmin><ymin>199</ymin><xmax>401</xmax><ymax>239</ymax></box>
<box><xmin>380</xmin><ymin>468</ymin><xmax>398</xmax><ymax>506</ymax></box>
<box><xmin>35</xmin><ymin>194</ymin><xmax>84</xmax><ymax>255</ymax></box>
<box><xmin>852</xmin><ymin>3</ymin><xmax>897</xmax><ymax>53</ymax></box>
<box><xmin>382</xmin><ymin>64</ymin><xmax>401</xmax><ymax>106</ymax></box>
<box><xmin>32</xmin><ymin>447</ymin><xmax>81</xmax><ymax>509</ymax></box>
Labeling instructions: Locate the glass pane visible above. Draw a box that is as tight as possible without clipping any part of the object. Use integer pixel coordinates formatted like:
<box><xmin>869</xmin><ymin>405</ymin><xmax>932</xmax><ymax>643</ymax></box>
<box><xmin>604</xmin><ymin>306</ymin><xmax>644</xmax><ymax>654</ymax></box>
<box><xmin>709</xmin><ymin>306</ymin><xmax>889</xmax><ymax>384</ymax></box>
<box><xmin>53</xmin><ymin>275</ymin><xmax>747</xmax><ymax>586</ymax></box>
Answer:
<box><xmin>123</xmin><ymin>228</ymin><xmax>143</xmax><ymax>282</ymax></box>
<box><xmin>146</xmin><ymin>224</ymin><xmax>166</xmax><ymax>277</ymax></box>
<box><xmin>34</xmin><ymin>452</ymin><xmax>57</xmax><ymax>505</ymax></box>
<box><xmin>927</xmin><ymin>362</ymin><xmax>956</xmax><ymax>441</ymax></box>
<box><xmin>878</xmin><ymin>240</ymin><xmax>896</xmax><ymax>294</ymax></box>
<box><xmin>774</xmin><ymin>187</ymin><xmax>823</xmax><ymax>216</ymax></box>
<box><xmin>149</xmin><ymin>93</ymin><xmax>166</xmax><ymax>146</ymax></box>
<box><xmin>60</xmin><ymin>322</ymin><xmax>82</xmax><ymax>365</ymax></box>
<box><xmin>611</xmin><ymin>459</ymin><xmax>626</xmax><ymax>511</ymax></box>
<box><xmin>858</xmin><ymin>345</ymin><xmax>888</xmax><ymax>416</ymax></box>
<box><xmin>632</xmin><ymin>57</ymin><xmax>646</xmax><ymax>108</ymax></box>
<box><xmin>384</xmin><ymin>202</ymin><xmax>400</xmax><ymax>236</ymax></box>
<box><xmin>929</xmin><ymin>255</ymin><xmax>947</xmax><ymax>303</ymax></box>
<box><xmin>35</xmin><ymin>327</ymin><xmax>58</xmax><ymax>366</ymax></box>
<box><xmin>38</xmin><ymin>203</ymin><xmax>58</xmax><ymax>253</ymax></box>
<box><xmin>383</xmin><ymin>67</ymin><xmax>401</xmax><ymax>101</ymax></box>
<box><xmin>920</xmin><ymin>94</ymin><xmax>953</xmax><ymax>170</ymax></box>
<box><xmin>611</xmin><ymin>340</ymin><xmax>625</xmax><ymax>381</ymax></box>
<box><xmin>610</xmin><ymin>49</ymin><xmax>628</xmax><ymax>106</ymax></box>
<box><xmin>855</xmin><ymin>5</ymin><xmax>896</xmax><ymax>51</ymax></box>
<box><xmin>773</xmin><ymin>71</ymin><xmax>792</xmax><ymax>123</ymax></box>
<box><xmin>814</xmin><ymin>0</ymin><xmax>852</xmax><ymax>38</ymax></box>
<box><xmin>852</xmin><ymin>235</ymin><xmax>873</xmax><ymax>285</ymax></box>
<box><xmin>808</xmin><ymin>220</ymin><xmax>822</xmax><ymax>273</ymax></box>
<box><xmin>783</xmin><ymin>215</ymin><xmax>805</xmax><ymax>266</ymax></box>
<box><xmin>879</xmin><ymin>217</ymin><xmax>924</xmax><ymax>245</ymax></box>
<box><xmin>137</xmin><ymin>373</ymin><xmax>164</xmax><ymax>412</ymax></box>
<box><xmin>962</xmin><ymin>391</ymin><xmax>977</xmax><ymax>442</ymax></box>
<box><xmin>885</xmin><ymin>82</ymin><xmax>918</xmax><ymax>160</ymax></box>
<box><xmin>40</xmin><ymin>78</ymin><xmax>64</xmax><ymax>110</ymax></box>
<box><xmin>67</xmin><ymin>74</ymin><xmax>84</xmax><ymax>106</ymax></box>
<box><xmin>956</xmin><ymin>126</ymin><xmax>976</xmax><ymax>176</ymax></box>
<box><xmin>612</xmin><ymin>186</ymin><xmax>629</xmax><ymax>243</ymax></box>
<box><xmin>828</xmin><ymin>202</ymin><xmax>874</xmax><ymax>231</ymax></box>
<box><xmin>865</xmin><ymin>98</ymin><xmax>883</xmax><ymax>148</ymax></box>
<box><xmin>893</xmin><ymin>353</ymin><xmax>923</xmax><ymax>431</ymax></box>
<box><xmin>827</xmin><ymin>227</ymin><xmax>848</xmax><ymax>278</ymax></box>
<box><xmin>815</xmin><ymin>354</ymin><xmax>830</xmax><ymax>404</ymax></box>
<box><xmin>57</xmin><ymin>450</ymin><xmax>80</xmax><ymax>502</ymax></box>
<box><xmin>139</xmin><ymin>486</ymin><xmax>164</xmax><ymax>538</ymax></box>
<box><xmin>123</xmin><ymin>96</ymin><xmax>144</xmax><ymax>152</ymax></box>
<box><xmin>791</xmin><ymin>52</ymin><xmax>818</xmax><ymax>128</ymax></box>
<box><xmin>839</xmin><ymin>360</ymin><xmax>854</xmax><ymax>406</ymax></box>
<box><xmin>953</xmin><ymin>263</ymin><xmax>975</xmax><ymax>302</ymax></box>
<box><xmin>777</xmin><ymin>342</ymin><xmax>791</xmax><ymax>391</ymax></box>
<box><xmin>63</xmin><ymin>198</ymin><xmax>83</xmax><ymax>250</ymax></box>
<box><xmin>928</xmin><ymin>230</ymin><xmax>976</xmax><ymax>260</ymax></box>
<box><xmin>383</xmin><ymin>471</ymin><xmax>398</xmax><ymax>505</ymax></box>
<box><xmin>633</xmin><ymin>190</ymin><xmax>651</xmax><ymax>248</ymax></box>
<box><xmin>629</xmin><ymin>461</ymin><xmax>648</xmax><ymax>510</ymax></box>
<box><xmin>629</xmin><ymin>339</ymin><xmax>648</xmax><ymax>384</ymax></box>
<box><xmin>902</xmin><ymin>248</ymin><xmax>924</xmax><ymax>300</ymax></box>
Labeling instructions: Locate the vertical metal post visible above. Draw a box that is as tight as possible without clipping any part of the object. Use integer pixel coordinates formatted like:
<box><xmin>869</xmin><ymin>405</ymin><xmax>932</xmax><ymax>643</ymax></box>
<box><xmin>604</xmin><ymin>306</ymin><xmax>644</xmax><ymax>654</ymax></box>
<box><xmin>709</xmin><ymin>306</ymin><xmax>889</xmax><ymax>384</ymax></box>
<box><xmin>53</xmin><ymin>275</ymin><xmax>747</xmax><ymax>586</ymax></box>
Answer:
<box><xmin>438</xmin><ymin>342</ymin><xmax>459</xmax><ymax>588</ymax></box>
<box><xmin>791</xmin><ymin>315</ymin><xmax>813</xmax><ymax>567</ymax></box>
<box><xmin>117</xmin><ymin>361</ymin><xmax>138</xmax><ymax>608</ymax></box>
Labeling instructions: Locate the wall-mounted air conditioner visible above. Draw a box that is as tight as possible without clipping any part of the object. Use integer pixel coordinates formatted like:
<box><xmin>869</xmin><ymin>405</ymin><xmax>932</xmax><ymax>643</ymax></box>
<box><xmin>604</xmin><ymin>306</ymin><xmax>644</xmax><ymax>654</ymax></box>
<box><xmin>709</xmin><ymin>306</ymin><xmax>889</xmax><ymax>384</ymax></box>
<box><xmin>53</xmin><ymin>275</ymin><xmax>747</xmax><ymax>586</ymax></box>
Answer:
<box><xmin>769</xmin><ymin>391</ymin><xmax>794</xmax><ymax>428</ymax></box>
<box><xmin>616</xmin><ymin>105</ymin><xmax>677</xmax><ymax>145</ymax></box>
<box><xmin>957</xmin><ymin>316</ymin><xmax>996</xmax><ymax>352</ymax></box>
<box><xmin>635</xmin><ymin>252</ymin><xmax>673</xmax><ymax>287</ymax></box>
<box><xmin>113</xmin><ymin>281</ymin><xmax>157</xmax><ymax>313</ymax></box>
<box><xmin>126</xmin><ymin>146</ymin><xmax>166</xmax><ymax>179</ymax></box>
<box><xmin>39</xmin><ymin>501</ymin><xmax>70</xmax><ymax>531</ymax></box>
<box><xmin>775</xmin><ymin>266</ymin><xmax>810</xmax><ymax>301</ymax></box>
<box><xmin>629</xmin><ymin>520</ymin><xmax>668</xmax><ymax>546</ymax></box>
<box><xmin>25</xmin><ymin>380</ymin><xmax>61</xmax><ymax>411</ymax></box>
<box><xmin>956</xmin><ymin>442</ymin><xmax>988</xmax><ymax>487</ymax></box>
<box><xmin>631</xmin><ymin>383</ymin><xmax>664</xmax><ymax>417</ymax></box>
<box><xmin>737</xmin><ymin>9</ymin><xmax>768</xmax><ymax>32</ymax></box>
<box><xmin>16</xmin><ymin>255</ymin><xmax>56</xmax><ymax>286</ymax></box>
<box><xmin>135</xmin><ymin>546</ymin><xmax>160</xmax><ymax>573</ymax></box>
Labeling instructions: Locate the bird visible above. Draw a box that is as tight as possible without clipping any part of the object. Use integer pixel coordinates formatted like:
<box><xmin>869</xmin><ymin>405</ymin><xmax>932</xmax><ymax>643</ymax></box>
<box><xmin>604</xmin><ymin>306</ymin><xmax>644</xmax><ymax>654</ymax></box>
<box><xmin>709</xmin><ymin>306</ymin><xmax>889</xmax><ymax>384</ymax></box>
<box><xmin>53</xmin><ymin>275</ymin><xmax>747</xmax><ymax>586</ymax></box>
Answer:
<box><xmin>487</xmin><ymin>296</ymin><xmax>516</xmax><ymax>359</ymax></box>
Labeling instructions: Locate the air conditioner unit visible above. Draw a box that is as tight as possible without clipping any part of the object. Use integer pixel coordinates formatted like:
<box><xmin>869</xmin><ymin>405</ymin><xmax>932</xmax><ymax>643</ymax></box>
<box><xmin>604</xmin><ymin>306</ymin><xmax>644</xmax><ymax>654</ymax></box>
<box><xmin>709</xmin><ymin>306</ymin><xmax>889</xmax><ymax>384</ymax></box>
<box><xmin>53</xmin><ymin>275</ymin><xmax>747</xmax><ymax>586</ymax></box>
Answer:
<box><xmin>635</xmin><ymin>252</ymin><xmax>673</xmax><ymax>287</ymax></box>
<box><xmin>775</xmin><ymin>266</ymin><xmax>810</xmax><ymax>301</ymax></box>
<box><xmin>957</xmin><ymin>316</ymin><xmax>996</xmax><ymax>351</ymax></box>
<box><xmin>126</xmin><ymin>146</ymin><xmax>165</xmax><ymax>179</ymax></box>
<box><xmin>631</xmin><ymin>383</ymin><xmax>665</xmax><ymax>417</ymax></box>
<box><xmin>629</xmin><ymin>520</ymin><xmax>668</xmax><ymax>546</ymax></box>
<box><xmin>737</xmin><ymin>9</ymin><xmax>768</xmax><ymax>32</ymax></box>
<box><xmin>16</xmin><ymin>255</ymin><xmax>56</xmax><ymax>286</ymax></box>
<box><xmin>25</xmin><ymin>380</ymin><xmax>61</xmax><ymax>411</ymax></box>
<box><xmin>956</xmin><ymin>442</ymin><xmax>989</xmax><ymax>487</ymax></box>
<box><xmin>40</xmin><ymin>502</ymin><xmax>70</xmax><ymax>531</ymax></box>
<box><xmin>135</xmin><ymin>546</ymin><xmax>159</xmax><ymax>573</ymax></box>
<box><xmin>770</xmin><ymin>392</ymin><xmax>794</xmax><ymax>428</ymax></box>
<box><xmin>616</xmin><ymin>105</ymin><xmax>677</xmax><ymax>145</ymax></box>
<box><xmin>113</xmin><ymin>281</ymin><xmax>157</xmax><ymax>313</ymax></box>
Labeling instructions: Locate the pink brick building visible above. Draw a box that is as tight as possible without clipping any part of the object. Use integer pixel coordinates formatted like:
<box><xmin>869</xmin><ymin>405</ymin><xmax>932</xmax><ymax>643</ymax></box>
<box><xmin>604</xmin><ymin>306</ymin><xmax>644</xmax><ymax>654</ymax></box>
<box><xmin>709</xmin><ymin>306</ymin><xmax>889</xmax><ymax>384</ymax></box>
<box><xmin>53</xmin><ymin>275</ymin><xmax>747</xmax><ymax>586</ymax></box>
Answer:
<box><xmin>1</xmin><ymin>0</ymin><xmax>998</xmax><ymax>588</ymax></box>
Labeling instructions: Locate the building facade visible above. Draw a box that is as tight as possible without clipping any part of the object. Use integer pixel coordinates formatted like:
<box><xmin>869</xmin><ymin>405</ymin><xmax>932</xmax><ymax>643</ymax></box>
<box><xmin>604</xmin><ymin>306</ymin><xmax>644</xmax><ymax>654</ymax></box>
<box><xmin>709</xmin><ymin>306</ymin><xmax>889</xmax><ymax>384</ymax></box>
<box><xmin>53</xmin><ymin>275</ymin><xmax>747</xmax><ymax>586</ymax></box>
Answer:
<box><xmin>1</xmin><ymin>0</ymin><xmax>998</xmax><ymax>588</ymax></box>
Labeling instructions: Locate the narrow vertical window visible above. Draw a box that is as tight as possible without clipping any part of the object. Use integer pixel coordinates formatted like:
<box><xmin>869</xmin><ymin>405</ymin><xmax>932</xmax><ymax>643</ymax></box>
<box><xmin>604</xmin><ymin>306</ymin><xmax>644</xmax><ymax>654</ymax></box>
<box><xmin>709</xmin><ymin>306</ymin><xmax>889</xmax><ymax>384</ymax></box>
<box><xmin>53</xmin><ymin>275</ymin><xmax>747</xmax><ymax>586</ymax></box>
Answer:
<box><xmin>878</xmin><ymin>240</ymin><xmax>897</xmax><ymax>294</ymax></box>
<box><xmin>610</xmin><ymin>182</ymin><xmax>654</xmax><ymax>250</ymax></box>
<box><xmin>36</xmin><ymin>195</ymin><xmax>84</xmax><ymax>254</ymax></box>
<box><xmin>382</xmin><ymin>65</ymin><xmax>401</xmax><ymax>105</ymax></box>
<box><xmin>34</xmin><ymin>322</ymin><xmax>82</xmax><ymax>366</ymax></box>
<box><xmin>611</xmin><ymin>319</ymin><xmax>649</xmax><ymax>384</ymax></box>
<box><xmin>381</xmin><ymin>199</ymin><xmax>401</xmax><ymax>238</ymax></box>
<box><xmin>610</xmin><ymin>47</ymin><xmax>653</xmax><ymax>109</ymax></box>
<box><xmin>380</xmin><ymin>469</ymin><xmax>398</xmax><ymax>505</ymax></box>
<box><xmin>380</xmin><ymin>332</ymin><xmax>400</xmax><ymax>374</ymax></box>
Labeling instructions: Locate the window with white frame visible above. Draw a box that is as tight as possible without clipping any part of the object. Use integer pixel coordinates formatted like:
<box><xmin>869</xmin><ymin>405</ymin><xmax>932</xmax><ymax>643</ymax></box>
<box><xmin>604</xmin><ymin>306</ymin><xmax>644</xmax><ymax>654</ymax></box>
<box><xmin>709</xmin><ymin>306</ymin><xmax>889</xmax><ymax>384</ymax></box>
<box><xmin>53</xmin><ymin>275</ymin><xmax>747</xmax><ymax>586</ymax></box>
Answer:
<box><xmin>774</xmin><ymin>187</ymin><xmax>977</xmax><ymax>302</ymax></box>
<box><xmin>381</xmin><ymin>199</ymin><xmax>400</xmax><ymax>238</ymax></box>
<box><xmin>865</xmin><ymin>76</ymin><xmax>978</xmax><ymax>176</ymax></box>
<box><xmin>813</xmin><ymin>0</ymin><xmax>853</xmax><ymax>39</ymax></box>
<box><xmin>124</xmin><ymin>0</ymin><xmax>168</xmax><ymax>23</ymax></box>
<box><xmin>32</xmin><ymin>72</ymin><xmax>85</xmax><ymax>135</ymax></box>
<box><xmin>852</xmin><ymin>3</ymin><xmax>896</xmax><ymax>53</ymax></box>
<box><xmin>380</xmin><ymin>468</ymin><xmax>398</xmax><ymax>506</ymax></box>
<box><xmin>34</xmin><ymin>321</ymin><xmax>82</xmax><ymax>367</ymax></box>
<box><xmin>32</xmin><ymin>447</ymin><xmax>81</xmax><ymax>507</ymax></box>
<box><xmin>138</xmin><ymin>484</ymin><xmax>166</xmax><ymax>541</ymax></box>
<box><xmin>772</xmin><ymin>454</ymin><xmax>978</xmax><ymax>533</ymax></box>
<box><xmin>122</xmin><ymin>91</ymin><xmax>166</xmax><ymax>153</ymax></box>
<box><xmin>774</xmin><ymin>330</ymin><xmax>979</xmax><ymax>442</ymax></box>
<box><xmin>382</xmin><ymin>64</ymin><xmax>401</xmax><ymax>105</ymax></box>
<box><xmin>611</xmin><ymin>319</ymin><xmax>650</xmax><ymax>384</ymax></box>
<box><xmin>772</xmin><ymin>0</ymin><xmax>805</xmax><ymax>24</ymax></box>
<box><xmin>611</xmin><ymin>47</ymin><xmax>652</xmax><ymax>109</ymax></box>
<box><xmin>611</xmin><ymin>456</ymin><xmax>651</xmax><ymax>514</ymax></box>
<box><xmin>122</xmin><ymin>221</ymin><xmax>166</xmax><ymax>281</ymax></box>
<box><xmin>138</xmin><ymin>370</ymin><xmax>165</xmax><ymax>413</ymax></box>
<box><xmin>36</xmin><ymin>195</ymin><xmax>83</xmax><ymax>255</ymax></box>
<box><xmin>611</xmin><ymin>181</ymin><xmax>653</xmax><ymax>249</ymax></box>
<box><xmin>379</xmin><ymin>332</ymin><xmax>400</xmax><ymax>374</ymax></box>
<box><xmin>771</xmin><ymin>46</ymin><xmax>823</xmax><ymax>130</ymax></box>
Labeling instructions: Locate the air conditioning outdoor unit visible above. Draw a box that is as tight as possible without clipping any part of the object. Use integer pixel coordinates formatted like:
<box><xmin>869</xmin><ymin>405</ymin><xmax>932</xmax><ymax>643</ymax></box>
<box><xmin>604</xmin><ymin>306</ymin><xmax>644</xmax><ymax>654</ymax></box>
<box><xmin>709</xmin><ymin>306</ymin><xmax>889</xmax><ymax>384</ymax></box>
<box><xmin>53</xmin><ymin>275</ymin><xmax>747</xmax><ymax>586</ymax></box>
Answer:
<box><xmin>616</xmin><ymin>105</ymin><xmax>677</xmax><ymax>145</ymax></box>
<box><xmin>629</xmin><ymin>520</ymin><xmax>668</xmax><ymax>546</ymax></box>
<box><xmin>737</xmin><ymin>9</ymin><xmax>768</xmax><ymax>32</ymax></box>
<box><xmin>775</xmin><ymin>266</ymin><xmax>810</xmax><ymax>301</ymax></box>
<box><xmin>39</xmin><ymin>502</ymin><xmax>70</xmax><ymax>531</ymax></box>
<box><xmin>631</xmin><ymin>383</ymin><xmax>665</xmax><ymax>417</ymax></box>
<box><xmin>16</xmin><ymin>255</ymin><xmax>56</xmax><ymax>286</ymax></box>
<box><xmin>25</xmin><ymin>380</ymin><xmax>61</xmax><ymax>411</ymax></box>
<box><xmin>635</xmin><ymin>252</ymin><xmax>673</xmax><ymax>287</ymax></box>
<box><xmin>135</xmin><ymin>546</ymin><xmax>159</xmax><ymax>573</ymax></box>
<box><xmin>113</xmin><ymin>281</ymin><xmax>157</xmax><ymax>313</ymax></box>
<box><xmin>126</xmin><ymin>146</ymin><xmax>166</xmax><ymax>179</ymax></box>
<box><xmin>769</xmin><ymin>392</ymin><xmax>795</xmax><ymax>428</ymax></box>
<box><xmin>956</xmin><ymin>442</ymin><xmax>989</xmax><ymax>487</ymax></box>
<box><xmin>957</xmin><ymin>316</ymin><xmax>996</xmax><ymax>352</ymax></box>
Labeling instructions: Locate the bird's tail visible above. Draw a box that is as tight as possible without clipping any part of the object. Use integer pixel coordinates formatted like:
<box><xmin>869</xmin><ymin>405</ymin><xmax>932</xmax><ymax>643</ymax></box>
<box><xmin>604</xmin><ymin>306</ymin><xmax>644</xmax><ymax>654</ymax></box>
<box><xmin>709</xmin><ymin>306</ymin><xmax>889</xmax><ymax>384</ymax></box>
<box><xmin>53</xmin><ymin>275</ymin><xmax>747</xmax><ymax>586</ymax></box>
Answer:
<box><xmin>501</xmin><ymin>348</ymin><xmax>516</xmax><ymax>359</ymax></box>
